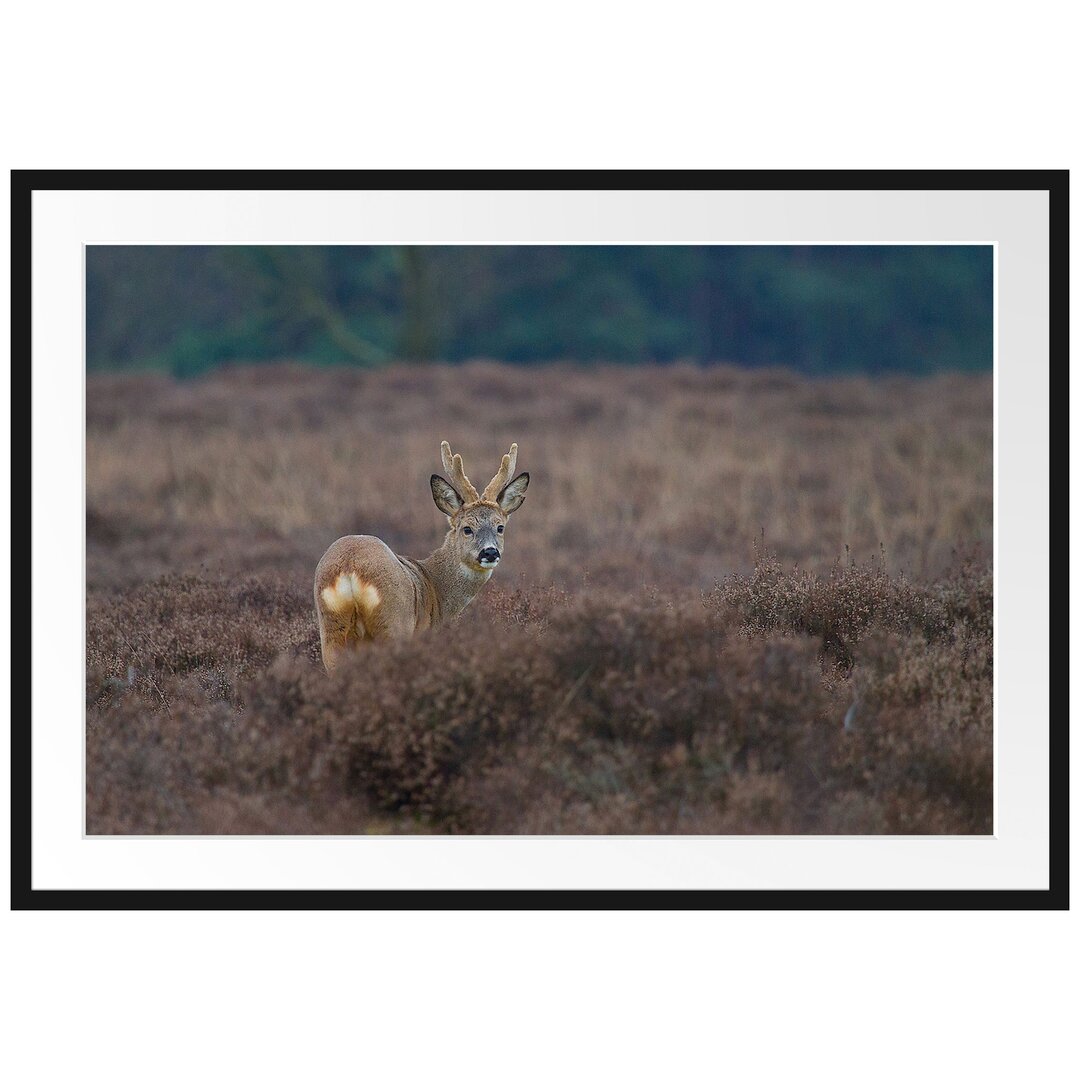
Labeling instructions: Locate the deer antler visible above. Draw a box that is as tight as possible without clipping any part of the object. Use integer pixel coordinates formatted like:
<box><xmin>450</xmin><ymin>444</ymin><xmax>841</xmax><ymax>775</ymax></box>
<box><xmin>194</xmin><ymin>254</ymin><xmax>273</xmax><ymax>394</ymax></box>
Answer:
<box><xmin>481</xmin><ymin>443</ymin><xmax>518</xmax><ymax>503</ymax></box>
<box><xmin>439</xmin><ymin>441</ymin><xmax>480</xmax><ymax>503</ymax></box>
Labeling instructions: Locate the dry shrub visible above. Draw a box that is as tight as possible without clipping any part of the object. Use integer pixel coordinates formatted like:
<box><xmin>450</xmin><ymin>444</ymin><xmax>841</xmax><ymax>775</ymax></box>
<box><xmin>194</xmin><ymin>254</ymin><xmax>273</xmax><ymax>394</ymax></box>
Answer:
<box><xmin>841</xmin><ymin>629</ymin><xmax>993</xmax><ymax>833</ymax></box>
<box><xmin>85</xmin><ymin>363</ymin><xmax>993</xmax><ymax>835</ymax></box>
<box><xmin>708</xmin><ymin>546</ymin><xmax>958</xmax><ymax>668</ymax></box>
<box><xmin>87</xmin><ymin>574</ymin><xmax>318</xmax><ymax>706</ymax></box>
<box><xmin>87</xmin><ymin>559</ymin><xmax>992</xmax><ymax>834</ymax></box>
<box><xmin>240</xmin><ymin>626</ymin><xmax>540</xmax><ymax>826</ymax></box>
<box><xmin>86</xmin><ymin>672</ymin><xmax>380</xmax><ymax>835</ymax></box>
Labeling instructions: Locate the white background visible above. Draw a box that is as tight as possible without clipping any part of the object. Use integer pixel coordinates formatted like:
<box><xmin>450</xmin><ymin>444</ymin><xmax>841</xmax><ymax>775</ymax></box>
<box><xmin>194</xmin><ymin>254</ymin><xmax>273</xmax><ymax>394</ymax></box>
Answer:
<box><xmin>1</xmin><ymin>4</ymin><xmax>1075</xmax><ymax>1079</ymax></box>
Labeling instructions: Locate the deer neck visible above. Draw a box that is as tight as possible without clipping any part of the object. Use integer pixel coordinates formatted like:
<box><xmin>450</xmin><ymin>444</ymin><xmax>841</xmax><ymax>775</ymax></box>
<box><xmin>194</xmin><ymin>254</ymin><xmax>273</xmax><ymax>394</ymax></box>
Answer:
<box><xmin>417</xmin><ymin>539</ymin><xmax>494</xmax><ymax>623</ymax></box>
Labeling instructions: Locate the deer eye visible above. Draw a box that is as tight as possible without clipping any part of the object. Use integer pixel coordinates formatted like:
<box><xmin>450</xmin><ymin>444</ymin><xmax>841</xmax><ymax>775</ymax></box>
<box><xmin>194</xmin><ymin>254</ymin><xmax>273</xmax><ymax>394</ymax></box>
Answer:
<box><xmin>462</xmin><ymin>526</ymin><xmax>473</xmax><ymax>535</ymax></box>
<box><xmin>497</xmin><ymin>525</ymin><xmax>504</xmax><ymax>533</ymax></box>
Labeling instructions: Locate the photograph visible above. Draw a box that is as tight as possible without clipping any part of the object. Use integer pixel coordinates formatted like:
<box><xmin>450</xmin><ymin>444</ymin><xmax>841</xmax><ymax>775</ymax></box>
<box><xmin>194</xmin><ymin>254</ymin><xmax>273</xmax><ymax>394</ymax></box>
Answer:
<box><xmin>2</xmin><ymin>13</ymin><xmax>1072</xmax><ymax>1076</ymax></box>
<box><xmin>84</xmin><ymin>241</ymin><xmax>995</xmax><ymax>837</ymax></box>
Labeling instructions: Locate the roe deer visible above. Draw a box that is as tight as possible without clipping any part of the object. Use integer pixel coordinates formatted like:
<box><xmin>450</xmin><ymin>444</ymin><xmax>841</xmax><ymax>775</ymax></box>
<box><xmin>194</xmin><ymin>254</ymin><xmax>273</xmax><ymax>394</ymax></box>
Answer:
<box><xmin>314</xmin><ymin>441</ymin><xmax>530</xmax><ymax>672</ymax></box>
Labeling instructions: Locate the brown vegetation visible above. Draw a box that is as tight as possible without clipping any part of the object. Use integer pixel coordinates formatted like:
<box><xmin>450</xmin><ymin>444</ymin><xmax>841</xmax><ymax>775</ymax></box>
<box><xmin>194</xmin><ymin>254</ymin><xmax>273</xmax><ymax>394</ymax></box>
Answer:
<box><xmin>86</xmin><ymin>362</ymin><xmax>993</xmax><ymax>833</ymax></box>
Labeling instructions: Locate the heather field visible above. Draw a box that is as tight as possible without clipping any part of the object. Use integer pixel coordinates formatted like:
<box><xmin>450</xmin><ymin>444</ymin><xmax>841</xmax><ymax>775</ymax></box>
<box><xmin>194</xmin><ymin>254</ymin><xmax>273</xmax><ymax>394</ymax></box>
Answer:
<box><xmin>86</xmin><ymin>362</ymin><xmax>993</xmax><ymax>834</ymax></box>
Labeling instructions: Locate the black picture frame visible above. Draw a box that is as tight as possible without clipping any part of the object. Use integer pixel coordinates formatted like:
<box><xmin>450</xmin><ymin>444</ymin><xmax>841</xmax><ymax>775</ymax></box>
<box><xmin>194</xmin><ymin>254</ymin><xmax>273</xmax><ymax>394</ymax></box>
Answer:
<box><xmin>10</xmin><ymin>168</ymin><xmax>1069</xmax><ymax>911</ymax></box>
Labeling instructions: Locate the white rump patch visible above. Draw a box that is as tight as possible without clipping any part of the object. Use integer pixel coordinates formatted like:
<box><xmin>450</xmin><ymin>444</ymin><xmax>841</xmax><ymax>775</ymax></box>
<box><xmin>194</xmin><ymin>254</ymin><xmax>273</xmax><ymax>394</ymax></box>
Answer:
<box><xmin>321</xmin><ymin>573</ymin><xmax>381</xmax><ymax>615</ymax></box>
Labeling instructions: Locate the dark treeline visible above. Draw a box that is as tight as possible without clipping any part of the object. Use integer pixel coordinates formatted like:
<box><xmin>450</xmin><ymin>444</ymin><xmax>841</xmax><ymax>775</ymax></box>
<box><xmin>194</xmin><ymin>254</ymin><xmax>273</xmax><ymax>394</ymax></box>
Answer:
<box><xmin>86</xmin><ymin>245</ymin><xmax>992</xmax><ymax>376</ymax></box>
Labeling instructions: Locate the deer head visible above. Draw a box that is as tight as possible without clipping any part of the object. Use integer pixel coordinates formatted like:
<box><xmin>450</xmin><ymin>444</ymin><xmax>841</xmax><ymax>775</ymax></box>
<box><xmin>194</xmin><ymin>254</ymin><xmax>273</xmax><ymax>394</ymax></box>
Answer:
<box><xmin>430</xmin><ymin>441</ymin><xmax>530</xmax><ymax>572</ymax></box>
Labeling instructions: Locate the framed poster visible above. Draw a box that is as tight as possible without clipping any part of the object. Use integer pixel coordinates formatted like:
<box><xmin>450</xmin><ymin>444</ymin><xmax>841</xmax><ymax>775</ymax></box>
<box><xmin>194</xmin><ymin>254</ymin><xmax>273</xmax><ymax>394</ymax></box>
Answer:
<box><xmin>10</xmin><ymin>169</ymin><xmax>1067</xmax><ymax>909</ymax></box>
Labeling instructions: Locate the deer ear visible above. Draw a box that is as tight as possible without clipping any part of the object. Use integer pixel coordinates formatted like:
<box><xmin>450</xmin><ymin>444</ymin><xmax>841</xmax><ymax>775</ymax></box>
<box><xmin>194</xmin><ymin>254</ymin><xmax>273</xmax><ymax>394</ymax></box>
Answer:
<box><xmin>430</xmin><ymin>475</ymin><xmax>464</xmax><ymax>517</ymax></box>
<box><xmin>497</xmin><ymin>472</ymin><xmax>529</xmax><ymax>514</ymax></box>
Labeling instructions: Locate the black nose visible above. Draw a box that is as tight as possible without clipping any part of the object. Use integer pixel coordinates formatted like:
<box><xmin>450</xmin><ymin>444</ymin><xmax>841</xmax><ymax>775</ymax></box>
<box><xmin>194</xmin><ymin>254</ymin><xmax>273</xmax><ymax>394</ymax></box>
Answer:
<box><xmin>479</xmin><ymin>547</ymin><xmax>500</xmax><ymax>562</ymax></box>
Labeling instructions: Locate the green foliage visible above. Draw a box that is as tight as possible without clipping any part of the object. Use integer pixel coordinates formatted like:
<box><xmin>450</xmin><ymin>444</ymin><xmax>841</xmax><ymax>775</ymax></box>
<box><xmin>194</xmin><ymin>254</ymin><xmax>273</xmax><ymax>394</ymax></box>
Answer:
<box><xmin>86</xmin><ymin>245</ymin><xmax>992</xmax><ymax>375</ymax></box>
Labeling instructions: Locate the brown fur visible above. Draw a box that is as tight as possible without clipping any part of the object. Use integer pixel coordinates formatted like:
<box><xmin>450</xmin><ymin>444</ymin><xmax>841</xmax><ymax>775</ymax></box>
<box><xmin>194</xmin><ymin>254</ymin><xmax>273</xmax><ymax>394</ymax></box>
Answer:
<box><xmin>314</xmin><ymin>442</ymin><xmax>529</xmax><ymax>671</ymax></box>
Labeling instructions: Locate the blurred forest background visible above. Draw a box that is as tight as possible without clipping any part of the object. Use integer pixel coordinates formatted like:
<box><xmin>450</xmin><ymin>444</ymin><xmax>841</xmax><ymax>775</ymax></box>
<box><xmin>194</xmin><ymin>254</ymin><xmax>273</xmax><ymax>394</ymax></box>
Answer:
<box><xmin>86</xmin><ymin>245</ymin><xmax>993</xmax><ymax>376</ymax></box>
